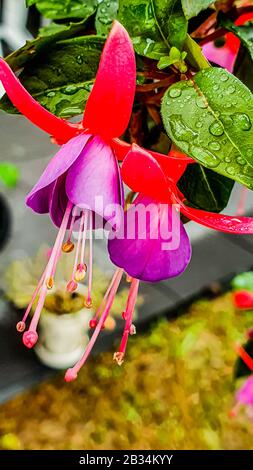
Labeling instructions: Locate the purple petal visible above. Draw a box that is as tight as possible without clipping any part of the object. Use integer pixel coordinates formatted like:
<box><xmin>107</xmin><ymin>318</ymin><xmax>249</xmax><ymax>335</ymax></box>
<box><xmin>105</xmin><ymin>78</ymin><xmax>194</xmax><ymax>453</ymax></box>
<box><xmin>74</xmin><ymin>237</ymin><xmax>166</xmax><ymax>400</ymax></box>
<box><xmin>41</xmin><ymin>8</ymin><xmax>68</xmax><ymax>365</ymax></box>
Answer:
<box><xmin>66</xmin><ymin>136</ymin><xmax>124</xmax><ymax>227</ymax></box>
<box><xmin>49</xmin><ymin>174</ymin><xmax>69</xmax><ymax>228</ymax></box>
<box><xmin>26</xmin><ymin>132</ymin><xmax>91</xmax><ymax>213</ymax></box>
<box><xmin>236</xmin><ymin>376</ymin><xmax>253</xmax><ymax>406</ymax></box>
<box><xmin>108</xmin><ymin>195</ymin><xmax>191</xmax><ymax>282</ymax></box>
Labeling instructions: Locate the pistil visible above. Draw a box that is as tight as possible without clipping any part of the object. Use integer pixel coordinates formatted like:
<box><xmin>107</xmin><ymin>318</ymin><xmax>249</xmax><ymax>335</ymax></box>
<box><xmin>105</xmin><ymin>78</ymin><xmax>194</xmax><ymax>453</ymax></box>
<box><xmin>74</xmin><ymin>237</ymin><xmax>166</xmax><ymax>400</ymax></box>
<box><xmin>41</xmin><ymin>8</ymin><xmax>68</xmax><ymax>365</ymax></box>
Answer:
<box><xmin>114</xmin><ymin>278</ymin><xmax>139</xmax><ymax>365</ymax></box>
<box><xmin>65</xmin><ymin>268</ymin><xmax>124</xmax><ymax>382</ymax></box>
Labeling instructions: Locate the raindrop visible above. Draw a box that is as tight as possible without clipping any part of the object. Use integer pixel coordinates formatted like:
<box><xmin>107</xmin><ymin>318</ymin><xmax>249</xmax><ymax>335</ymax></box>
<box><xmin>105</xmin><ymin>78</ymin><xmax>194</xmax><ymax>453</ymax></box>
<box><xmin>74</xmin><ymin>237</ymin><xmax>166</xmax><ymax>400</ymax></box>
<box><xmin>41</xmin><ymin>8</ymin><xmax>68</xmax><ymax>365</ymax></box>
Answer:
<box><xmin>213</xmin><ymin>85</ymin><xmax>219</xmax><ymax>91</ymax></box>
<box><xmin>227</xmin><ymin>85</ymin><xmax>236</xmax><ymax>94</ymax></box>
<box><xmin>63</xmin><ymin>85</ymin><xmax>78</xmax><ymax>95</ymax></box>
<box><xmin>225</xmin><ymin>156</ymin><xmax>231</xmax><ymax>163</ymax></box>
<box><xmin>209</xmin><ymin>121</ymin><xmax>224</xmax><ymax>137</ymax></box>
<box><xmin>76</xmin><ymin>55</ymin><xmax>83</xmax><ymax>65</ymax></box>
<box><xmin>60</xmin><ymin>106</ymin><xmax>82</xmax><ymax>117</ymax></box>
<box><xmin>209</xmin><ymin>141</ymin><xmax>221</xmax><ymax>151</ymax></box>
<box><xmin>223</xmin><ymin>116</ymin><xmax>233</xmax><ymax>126</ymax></box>
<box><xmin>190</xmin><ymin>145</ymin><xmax>220</xmax><ymax>168</ymax></box>
<box><xmin>220</xmin><ymin>74</ymin><xmax>229</xmax><ymax>82</ymax></box>
<box><xmin>236</xmin><ymin>157</ymin><xmax>246</xmax><ymax>165</ymax></box>
<box><xmin>246</xmin><ymin>149</ymin><xmax>253</xmax><ymax>158</ymax></box>
<box><xmin>226</xmin><ymin>166</ymin><xmax>236</xmax><ymax>176</ymax></box>
<box><xmin>195</xmin><ymin>96</ymin><xmax>208</xmax><ymax>109</ymax></box>
<box><xmin>243</xmin><ymin>165</ymin><xmax>253</xmax><ymax>177</ymax></box>
<box><xmin>196</xmin><ymin>121</ymin><xmax>203</xmax><ymax>128</ymax></box>
<box><xmin>170</xmin><ymin>115</ymin><xmax>198</xmax><ymax>142</ymax></box>
<box><xmin>169</xmin><ymin>88</ymin><xmax>182</xmax><ymax>98</ymax></box>
<box><xmin>232</xmin><ymin>113</ymin><xmax>252</xmax><ymax>131</ymax></box>
<box><xmin>47</xmin><ymin>91</ymin><xmax>56</xmax><ymax>97</ymax></box>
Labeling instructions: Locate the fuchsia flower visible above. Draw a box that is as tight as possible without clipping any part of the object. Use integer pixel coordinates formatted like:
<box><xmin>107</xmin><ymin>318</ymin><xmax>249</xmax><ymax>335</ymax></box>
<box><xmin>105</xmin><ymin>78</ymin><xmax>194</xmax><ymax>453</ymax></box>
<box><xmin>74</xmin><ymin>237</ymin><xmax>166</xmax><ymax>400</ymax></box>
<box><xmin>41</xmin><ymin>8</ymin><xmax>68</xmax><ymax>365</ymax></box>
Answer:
<box><xmin>203</xmin><ymin>12</ymin><xmax>253</xmax><ymax>72</ymax></box>
<box><xmin>0</xmin><ymin>21</ymin><xmax>142</xmax><ymax>374</ymax></box>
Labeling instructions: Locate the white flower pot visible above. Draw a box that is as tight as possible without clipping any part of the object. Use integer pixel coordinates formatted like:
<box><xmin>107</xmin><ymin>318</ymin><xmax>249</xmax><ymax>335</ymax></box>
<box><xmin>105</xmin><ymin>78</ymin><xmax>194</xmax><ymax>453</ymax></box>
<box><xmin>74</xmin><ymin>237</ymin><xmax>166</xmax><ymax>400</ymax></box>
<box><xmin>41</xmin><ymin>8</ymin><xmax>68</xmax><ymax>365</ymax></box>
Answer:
<box><xmin>35</xmin><ymin>307</ymin><xmax>92</xmax><ymax>369</ymax></box>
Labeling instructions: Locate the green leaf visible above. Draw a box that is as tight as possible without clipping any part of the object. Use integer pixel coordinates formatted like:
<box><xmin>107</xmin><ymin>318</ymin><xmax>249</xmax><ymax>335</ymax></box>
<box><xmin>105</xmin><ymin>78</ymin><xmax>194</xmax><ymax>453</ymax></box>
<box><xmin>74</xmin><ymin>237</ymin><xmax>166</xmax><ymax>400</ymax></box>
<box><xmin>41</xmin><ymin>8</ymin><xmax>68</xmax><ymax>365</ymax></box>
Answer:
<box><xmin>234</xmin><ymin>45</ymin><xmax>253</xmax><ymax>93</ymax></box>
<box><xmin>178</xmin><ymin>164</ymin><xmax>234</xmax><ymax>212</ymax></box>
<box><xmin>181</xmin><ymin>0</ymin><xmax>214</xmax><ymax>20</ymax></box>
<box><xmin>157</xmin><ymin>47</ymin><xmax>187</xmax><ymax>71</ymax></box>
<box><xmin>4</xmin><ymin>19</ymin><xmax>89</xmax><ymax>71</ymax></box>
<box><xmin>118</xmin><ymin>0</ymin><xmax>187</xmax><ymax>59</ymax></box>
<box><xmin>95</xmin><ymin>0</ymin><xmax>119</xmax><ymax>36</ymax></box>
<box><xmin>33</xmin><ymin>0</ymin><xmax>97</xmax><ymax>20</ymax></box>
<box><xmin>234</xmin><ymin>339</ymin><xmax>253</xmax><ymax>379</ymax></box>
<box><xmin>26</xmin><ymin>0</ymin><xmax>37</xmax><ymax>5</ymax></box>
<box><xmin>162</xmin><ymin>68</ymin><xmax>253</xmax><ymax>190</ymax></box>
<box><xmin>0</xmin><ymin>36</ymin><xmax>104</xmax><ymax>118</ymax></box>
<box><xmin>219</xmin><ymin>13</ymin><xmax>253</xmax><ymax>61</ymax></box>
<box><xmin>0</xmin><ymin>163</ymin><xmax>19</xmax><ymax>188</ymax></box>
<box><xmin>183</xmin><ymin>34</ymin><xmax>210</xmax><ymax>70</ymax></box>
<box><xmin>232</xmin><ymin>272</ymin><xmax>253</xmax><ymax>293</ymax></box>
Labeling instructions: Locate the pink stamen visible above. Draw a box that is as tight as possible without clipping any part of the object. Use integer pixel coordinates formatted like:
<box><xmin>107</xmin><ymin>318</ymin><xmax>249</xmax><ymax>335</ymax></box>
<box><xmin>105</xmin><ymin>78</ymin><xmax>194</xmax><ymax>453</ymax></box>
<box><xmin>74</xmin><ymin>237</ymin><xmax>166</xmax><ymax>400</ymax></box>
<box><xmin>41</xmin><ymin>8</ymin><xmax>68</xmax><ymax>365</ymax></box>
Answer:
<box><xmin>62</xmin><ymin>206</ymin><xmax>78</xmax><ymax>253</ymax></box>
<box><xmin>67</xmin><ymin>212</ymin><xmax>85</xmax><ymax>291</ymax></box>
<box><xmin>23</xmin><ymin>202</ymin><xmax>72</xmax><ymax>347</ymax></box>
<box><xmin>114</xmin><ymin>278</ymin><xmax>139</xmax><ymax>366</ymax></box>
<box><xmin>86</xmin><ymin>211</ymin><xmax>93</xmax><ymax>307</ymax></box>
<box><xmin>89</xmin><ymin>269</ymin><xmax>120</xmax><ymax>325</ymax></box>
<box><xmin>16</xmin><ymin>267</ymin><xmax>46</xmax><ymax>331</ymax></box>
<box><xmin>23</xmin><ymin>285</ymin><xmax>47</xmax><ymax>348</ymax></box>
<box><xmin>65</xmin><ymin>269</ymin><xmax>123</xmax><ymax>381</ymax></box>
<box><xmin>67</xmin><ymin>206</ymin><xmax>78</xmax><ymax>242</ymax></box>
<box><xmin>80</xmin><ymin>210</ymin><xmax>88</xmax><ymax>266</ymax></box>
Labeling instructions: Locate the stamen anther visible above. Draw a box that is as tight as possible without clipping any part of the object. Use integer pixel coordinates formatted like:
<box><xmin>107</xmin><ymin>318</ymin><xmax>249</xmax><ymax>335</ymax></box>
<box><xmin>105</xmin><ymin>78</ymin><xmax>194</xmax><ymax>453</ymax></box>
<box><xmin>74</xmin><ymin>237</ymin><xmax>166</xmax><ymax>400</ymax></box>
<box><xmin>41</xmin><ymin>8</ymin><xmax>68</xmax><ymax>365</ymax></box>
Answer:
<box><xmin>113</xmin><ymin>352</ymin><xmax>124</xmax><ymax>366</ymax></box>
<box><xmin>62</xmin><ymin>241</ymin><xmax>75</xmax><ymax>253</ymax></box>
<box><xmin>85</xmin><ymin>298</ymin><xmax>93</xmax><ymax>309</ymax></box>
<box><xmin>66</xmin><ymin>280</ymin><xmax>78</xmax><ymax>293</ymax></box>
<box><xmin>74</xmin><ymin>263</ymin><xmax>87</xmax><ymax>282</ymax></box>
<box><xmin>16</xmin><ymin>321</ymin><xmax>26</xmax><ymax>333</ymax></box>
<box><xmin>46</xmin><ymin>276</ymin><xmax>54</xmax><ymax>290</ymax></box>
<box><xmin>130</xmin><ymin>324</ymin><xmax>136</xmax><ymax>335</ymax></box>
<box><xmin>126</xmin><ymin>274</ymin><xmax>133</xmax><ymax>283</ymax></box>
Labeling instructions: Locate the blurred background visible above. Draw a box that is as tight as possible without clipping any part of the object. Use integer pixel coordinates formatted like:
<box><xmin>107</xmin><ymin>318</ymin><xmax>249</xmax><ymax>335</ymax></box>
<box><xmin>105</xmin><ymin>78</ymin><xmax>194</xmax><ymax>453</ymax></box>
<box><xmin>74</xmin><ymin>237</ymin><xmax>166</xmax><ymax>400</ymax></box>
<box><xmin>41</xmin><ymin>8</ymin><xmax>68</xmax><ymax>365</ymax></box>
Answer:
<box><xmin>0</xmin><ymin>0</ymin><xmax>253</xmax><ymax>450</ymax></box>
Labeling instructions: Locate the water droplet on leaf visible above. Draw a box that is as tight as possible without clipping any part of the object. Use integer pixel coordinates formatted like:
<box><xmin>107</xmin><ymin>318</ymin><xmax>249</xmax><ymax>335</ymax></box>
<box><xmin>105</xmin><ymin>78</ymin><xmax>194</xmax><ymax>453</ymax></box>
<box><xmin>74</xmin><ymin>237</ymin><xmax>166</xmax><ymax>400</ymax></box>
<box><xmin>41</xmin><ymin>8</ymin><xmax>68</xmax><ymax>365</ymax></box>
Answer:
<box><xmin>228</xmin><ymin>85</ymin><xmax>236</xmax><ymax>94</ymax></box>
<box><xmin>209</xmin><ymin>141</ymin><xmax>221</xmax><ymax>151</ymax></box>
<box><xmin>209</xmin><ymin>121</ymin><xmax>224</xmax><ymax>137</ymax></box>
<box><xmin>236</xmin><ymin>157</ymin><xmax>246</xmax><ymax>165</ymax></box>
<box><xmin>226</xmin><ymin>166</ymin><xmax>236</xmax><ymax>175</ymax></box>
<box><xmin>169</xmin><ymin>88</ymin><xmax>182</xmax><ymax>98</ymax></box>
<box><xmin>232</xmin><ymin>113</ymin><xmax>252</xmax><ymax>131</ymax></box>
<box><xmin>220</xmin><ymin>74</ymin><xmax>229</xmax><ymax>82</ymax></box>
<box><xmin>190</xmin><ymin>145</ymin><xmax>220</xmax><ymax>168</ymax></box>
<box><xmin>195</xmin><ymin>96</ymin><xmax>208</xmax><ymax>109</ymax></box>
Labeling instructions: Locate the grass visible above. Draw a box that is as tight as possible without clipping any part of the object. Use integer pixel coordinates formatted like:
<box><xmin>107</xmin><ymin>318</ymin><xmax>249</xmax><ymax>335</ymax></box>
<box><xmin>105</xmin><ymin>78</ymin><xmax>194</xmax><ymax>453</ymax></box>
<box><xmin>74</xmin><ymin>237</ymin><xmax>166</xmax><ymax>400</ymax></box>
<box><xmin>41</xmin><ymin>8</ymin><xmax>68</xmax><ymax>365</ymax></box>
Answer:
<box><xmin>0</xmin><ymin>292</ymin><xmax>253</xmax><ymax>450</ymax></box>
